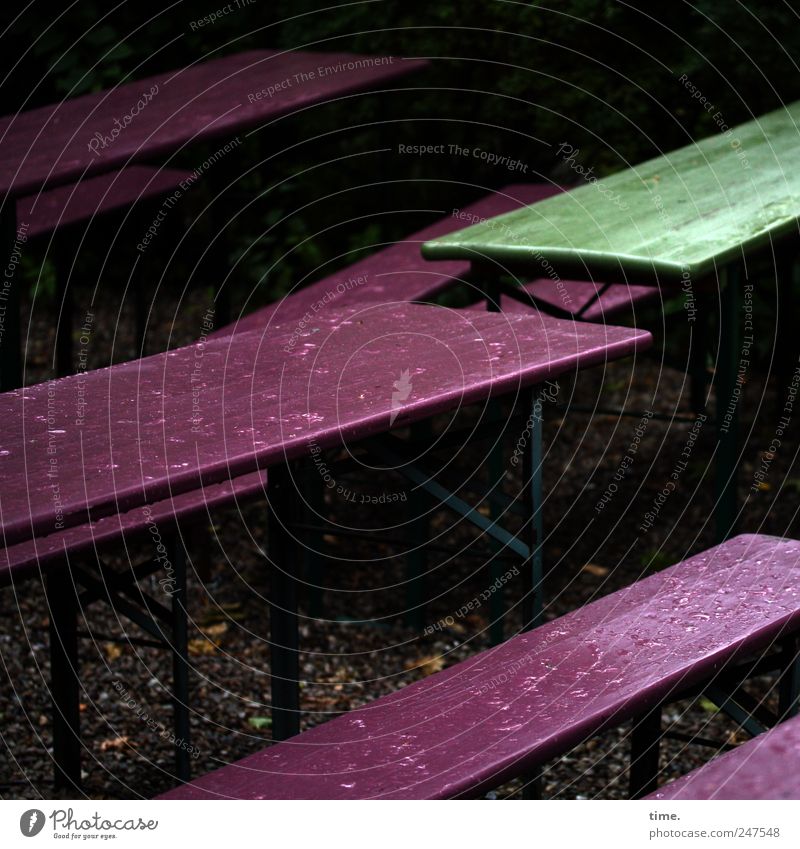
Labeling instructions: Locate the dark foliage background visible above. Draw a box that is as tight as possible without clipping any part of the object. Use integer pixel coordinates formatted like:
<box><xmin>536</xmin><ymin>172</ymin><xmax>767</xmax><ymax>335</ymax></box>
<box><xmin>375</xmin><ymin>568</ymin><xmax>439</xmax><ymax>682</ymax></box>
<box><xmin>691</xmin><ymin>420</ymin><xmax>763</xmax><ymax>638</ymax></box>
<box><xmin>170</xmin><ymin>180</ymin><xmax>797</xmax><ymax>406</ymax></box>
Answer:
<box><xmin>1</xmin><ymin>0</ymin><xmax>798</xmax><ymax>334</ymax></box>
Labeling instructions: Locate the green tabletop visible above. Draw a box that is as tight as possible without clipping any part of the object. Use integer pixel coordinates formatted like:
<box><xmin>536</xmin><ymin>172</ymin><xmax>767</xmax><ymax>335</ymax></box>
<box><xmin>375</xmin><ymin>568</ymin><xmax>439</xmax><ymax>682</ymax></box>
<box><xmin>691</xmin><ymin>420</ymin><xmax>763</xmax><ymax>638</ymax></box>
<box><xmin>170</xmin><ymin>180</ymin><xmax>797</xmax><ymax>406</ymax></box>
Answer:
<box><xmin>422</xmin><ymin>101</ymin><xmax>800</xmax><ymax>283</ymax></box>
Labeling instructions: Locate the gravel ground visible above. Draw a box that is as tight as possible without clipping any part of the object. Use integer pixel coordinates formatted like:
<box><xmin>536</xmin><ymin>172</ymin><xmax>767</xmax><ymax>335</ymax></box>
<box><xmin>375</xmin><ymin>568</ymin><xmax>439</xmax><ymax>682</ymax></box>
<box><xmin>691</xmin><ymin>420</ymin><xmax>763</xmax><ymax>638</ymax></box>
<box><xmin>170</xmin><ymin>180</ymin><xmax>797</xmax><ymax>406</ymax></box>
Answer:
<box><xmin>1</xmin><ymin>283</ymin><xmax>798</xmax><ymax>800</ymax></box>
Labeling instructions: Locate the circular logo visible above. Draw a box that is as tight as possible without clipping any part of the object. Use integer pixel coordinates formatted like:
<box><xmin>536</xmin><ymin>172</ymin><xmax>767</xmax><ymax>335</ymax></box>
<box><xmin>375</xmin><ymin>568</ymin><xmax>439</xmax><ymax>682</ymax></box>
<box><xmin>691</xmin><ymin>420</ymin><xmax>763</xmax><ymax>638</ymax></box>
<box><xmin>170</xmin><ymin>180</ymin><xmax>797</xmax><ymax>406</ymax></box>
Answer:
<box><xmin>19</xmin><ymin>810</ymin><xmax>46</xmax><ymax>837</ymax></box>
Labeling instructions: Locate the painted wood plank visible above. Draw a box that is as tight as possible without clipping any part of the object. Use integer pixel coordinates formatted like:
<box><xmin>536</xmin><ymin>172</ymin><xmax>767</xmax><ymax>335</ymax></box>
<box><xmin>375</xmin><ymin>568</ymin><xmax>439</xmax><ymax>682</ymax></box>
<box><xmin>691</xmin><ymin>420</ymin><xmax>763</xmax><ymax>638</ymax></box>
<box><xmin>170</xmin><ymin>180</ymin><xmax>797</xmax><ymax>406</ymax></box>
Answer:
<box><xmin>0</xmin><ymin>303</ymin><xmax>650</xmax><ymax>547</ymax></box>
<box><xmin>423</xmin><ymin>102</ymin><xmax>800</xmax><ymax>282</ymax></box>
<box><xmin>0</xmin><ymin>50</ymin><xmax>427</xmax><ymax>198</ymax></box>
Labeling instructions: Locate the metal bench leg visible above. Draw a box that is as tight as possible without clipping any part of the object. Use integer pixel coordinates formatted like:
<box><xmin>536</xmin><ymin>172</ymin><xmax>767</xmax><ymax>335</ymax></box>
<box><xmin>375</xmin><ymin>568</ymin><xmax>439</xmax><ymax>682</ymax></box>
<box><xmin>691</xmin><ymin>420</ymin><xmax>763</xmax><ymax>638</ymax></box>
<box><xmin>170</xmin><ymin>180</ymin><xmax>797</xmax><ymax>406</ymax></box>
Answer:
<box><xmin>779</xmin><ymin>636</ymin><xmax>800</xmax><ymax>720</ymax></box>
<box><xmin>134</xmin><ymin>282</ymin><xmax>148</xmax><ymax>358</ymax></box>
<box><xmin>521</xmin><ymin>388</ymin><xmax>544</xmax><ymax>632</ymax></box>
<box><xmin>53</xmin><ymin>238</ymin><xmax>75</xmax><ymax>377</ymax></box>
<box><xmin>0</xmin><ymin>203</ymin><xmax>22</xmax><ymax>390</ymax></box>
<box><xmin>521</xmin><ymin>771</ymin><xmax>543</xmax><ymax>800</ymax></box>
<box><xmin>268</xmin><ymin>463</ymin><xmax>301</xmax><ymax>740</ymax></box>
<box><xmin>629</xmin><ymin>705</ymin><xmax>662</xmax><ymax>798</ymax></box>
<box><xmin>715</xmin><ymin>265</ymin><xmax>742</xmax><ymax>543</ymax></box>
<box><xmin>303</xmin><ymin>461</ymin><xmax>326</xmax><ymax>621</ymax></box>
<box><xmin>168</xmin><ymin>534</ymin><xmax>191</xmax><ymax>781</ymax></box>
<box><xmin>47</xmin><ymin>567</ymin><xmax>82</xmax><ymax>792</ymax></box>
<box><xmin>130</xmin><ymin>202</ymin><xmax>158</xmax><ymax>358</ymax></box>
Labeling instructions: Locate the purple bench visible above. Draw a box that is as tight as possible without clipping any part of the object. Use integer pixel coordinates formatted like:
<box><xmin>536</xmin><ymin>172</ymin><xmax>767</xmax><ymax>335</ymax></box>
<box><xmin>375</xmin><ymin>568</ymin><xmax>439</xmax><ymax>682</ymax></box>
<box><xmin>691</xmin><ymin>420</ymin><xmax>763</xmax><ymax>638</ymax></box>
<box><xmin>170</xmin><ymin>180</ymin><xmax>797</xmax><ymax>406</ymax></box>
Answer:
<box><xmin>0</xmin><ymin>466</ymin><xmax>267</xmax><ymax>789</ymax></box>
<box><xmin>1</xmin><ymin>301</ymin><xmax>650</xmax><ymax>789</ymax></box>
<box><xmin>18</xmin><ymin>166</ymin><xmax>191</xmax><ymax>242</ymax></box>
<box><xmin>649</xmin><ymin>713</ymin><xmax>800</xmax><ymax>800</ymax></box>
<box><xmin>0</xmin><ymin>469</ymin><xmax>266</xmax><ymax>587</ymax></box>
<box><xmin>213</xmin><ymin>184</ymin><xmax>658</xmax><ymax>340</ymax></box>
<box><xmin>0</xmin><ymin>49</ymin><xmax>428</xmax><ymax>389</ymax></box>
<box><xmin>159</xmin><ymin>534</ymin><xmax>800</xmax><ymax>799</ymax></box>
<box><xmin>18</xmin><ymin>165</ymin><xmax>192</xmax><ymax>375</ymax></box>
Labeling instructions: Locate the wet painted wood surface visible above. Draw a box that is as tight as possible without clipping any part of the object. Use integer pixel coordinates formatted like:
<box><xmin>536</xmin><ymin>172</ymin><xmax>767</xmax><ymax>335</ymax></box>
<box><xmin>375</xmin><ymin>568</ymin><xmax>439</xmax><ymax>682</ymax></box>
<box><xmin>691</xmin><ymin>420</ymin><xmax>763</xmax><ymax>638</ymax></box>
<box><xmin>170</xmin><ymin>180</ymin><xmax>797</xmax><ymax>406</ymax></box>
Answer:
<box><xmin>423</xmin><ymin>102</ymin><xmax>800</xmax><ymax>282</ymax></box>
<box><xmin>0</xmin><ymin>50</ymin><xmax>427</xmax><ymax>197</ymax></box>
<box><xmin>160</xmin><ymin>534</ymin><xmax>800</xmax><ymax>799</ymax></box>
<box><xmin>0</xmin><ymin>303</ymin><xmax>651</xmax><ymax>547</ymax></box>
<box><xmin>650</xmin><ymin>711</ymin><xmax>800</xmax><ymax>800</ymax></box>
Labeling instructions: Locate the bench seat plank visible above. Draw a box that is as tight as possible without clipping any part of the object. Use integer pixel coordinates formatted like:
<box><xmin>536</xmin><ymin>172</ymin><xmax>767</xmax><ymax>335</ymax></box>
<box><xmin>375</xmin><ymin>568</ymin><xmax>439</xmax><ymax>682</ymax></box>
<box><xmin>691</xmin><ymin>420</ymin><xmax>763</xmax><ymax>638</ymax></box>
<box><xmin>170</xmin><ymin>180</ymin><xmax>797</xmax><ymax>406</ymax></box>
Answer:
<box><xmin>158</xmin><ymin>534</ymin><xmax>800</xmax><ymax>799</ymax></box>
<box><xmin>215</xmin><ymin>184</ymin><xmax>657</xmax><ymax>339</ymax></box>
<box><xmin>649</xmin><ymin>714</ymin><xmax>800</xmax><ymax>800</ymax></box>
<box><xmin>0</xmin><ymin>470</ymin><xmax>267</xmax><ymax>586</ymax></box>
<box><xmin>0</xmin><ymin>303</ymin><xmax>650</xmax><ymax>548</ymax></box>
<box><xmin>18</xmin><ymin>166</ymin><xmax>192</xmax><ymax>240</ymax></box>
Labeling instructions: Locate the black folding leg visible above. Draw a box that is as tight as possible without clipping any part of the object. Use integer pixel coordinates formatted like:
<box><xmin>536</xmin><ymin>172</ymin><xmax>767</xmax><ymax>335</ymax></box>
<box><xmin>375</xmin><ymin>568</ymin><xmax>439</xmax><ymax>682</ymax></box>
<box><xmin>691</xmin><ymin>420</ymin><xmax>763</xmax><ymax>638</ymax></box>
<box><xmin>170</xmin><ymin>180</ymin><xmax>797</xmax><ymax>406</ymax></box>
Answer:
<box><xmin>53</xmin><ymin>238</ymin><xmax>75</xmax><ymax>377</ymax></box>
<box><xmin>774</xmin><ymin>248</ymin><xmax>800</xmax><ymax>416</ymax></box>
<box><xmin>521</xmin><ymin>388</ymin><xmax>544</xmax><ymax>632</ymax></box>
<box><xmin>484</xmin><ymin>269</ymin><xmax>511</xmax><ymax>643</ymax></box>
<box><xmin>629</xmin><ymin>705</ymin><xmax>662</xmax><ymax>798</ymax></box>
<box><xmin>167</xmin><ymin>534</ymin><xmax>191</xmax><ymax>781</ymax></box>
<box><xmin>688</xmin><ymin>301</ymin><xmax>709</xmax><ymax>415</ymax></box>
<box><xmin>779</xmin><ymin>636</ymin><xmax>800</xmax><ymax>720</ymax></box>
<box><xmin>487</xmin><ymin>403</ymin><xmax>507</xmax><ymax>645</ymax></box>
<box><xmin>0</xmin><ymin>202</ymin><xmax>21</xmax><ymax>390</ymax></box>
<box><xmin>405</xmin><ymin>420</ymin><xmax>432</xmax><ymax>630</ymax></box>
<box><xmin>47</xmin><ymin>566</ymin><xmax>82</xmax><ymax>792</ymax></box>
<box><xmin>303</xmin><ymin>462</ymin><xmax>326</xmax><ymax>621</ymax></box>
<box><xmin>519</xmin><ymin>387</ymin><xmax>545</xmax><ymax>801</ymax></box>
<box><xmin>268</xmin><ymin>462</ymin><xmax>302</xmax><ymax>740</ymax></box>
<box><xmin>715</xmin><ymin>264</ymin><xmax>742</xmax><ymax>543</ymax></box>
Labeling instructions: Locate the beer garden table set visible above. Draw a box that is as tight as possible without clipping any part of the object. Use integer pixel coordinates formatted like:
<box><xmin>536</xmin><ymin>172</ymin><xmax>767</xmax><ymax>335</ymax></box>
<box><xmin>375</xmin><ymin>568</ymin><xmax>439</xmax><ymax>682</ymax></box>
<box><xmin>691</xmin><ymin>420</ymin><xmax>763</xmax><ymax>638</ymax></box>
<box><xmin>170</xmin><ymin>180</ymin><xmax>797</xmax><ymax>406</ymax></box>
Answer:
<box><xmin>2</xmin><ymin>51</ymin><xmax>800</xmax><ymax>801</ymax></box>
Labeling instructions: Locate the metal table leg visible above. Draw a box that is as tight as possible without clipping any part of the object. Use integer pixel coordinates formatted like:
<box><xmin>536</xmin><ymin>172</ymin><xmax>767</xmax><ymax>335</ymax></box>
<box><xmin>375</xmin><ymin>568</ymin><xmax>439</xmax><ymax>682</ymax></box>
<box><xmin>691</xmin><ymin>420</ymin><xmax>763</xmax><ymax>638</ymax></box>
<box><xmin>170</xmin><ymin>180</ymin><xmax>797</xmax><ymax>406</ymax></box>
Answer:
<box><xmin>521</xmin><ymin>389</ymin><xmax>544</xmax><ymax>632</ymax></box>
<box><xmin>303</xmin><ymin>461</ymin><xmax>327</xmax><ymax>622</ymax></box>
<box><xmin>688</xmin><ymin>299</ymin><xmax>709</xmax><ymax>415</ymax></box>
<box><xmin>47</xmin><ymin>566</ymin><xmax>82</xmax><ymax>792</ymax></box>
<box><xmin>268</xmin><ymin>462</ymin><xmax>302</xmax><ymax>741</ymax></box>
<box><xmin>168</xmin><ymin>534</ymin><xmax>191</xmax><ymax>781</ymax></box>
<box><xmin>715</xmin><ymin>264</ymin><xmax>743</xmax><ymax>542</ymax></box>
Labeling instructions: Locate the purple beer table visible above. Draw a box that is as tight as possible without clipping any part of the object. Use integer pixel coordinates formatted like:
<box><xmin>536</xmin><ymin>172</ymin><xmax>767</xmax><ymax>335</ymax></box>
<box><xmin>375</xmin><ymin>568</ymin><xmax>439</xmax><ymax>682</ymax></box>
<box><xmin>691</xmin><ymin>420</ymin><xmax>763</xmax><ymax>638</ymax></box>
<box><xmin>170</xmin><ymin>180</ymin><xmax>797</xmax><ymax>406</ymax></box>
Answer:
<box><xmin>0</xmin><ymin>48</ymin><xmax>428</xmax><ymax>388</ymax></box>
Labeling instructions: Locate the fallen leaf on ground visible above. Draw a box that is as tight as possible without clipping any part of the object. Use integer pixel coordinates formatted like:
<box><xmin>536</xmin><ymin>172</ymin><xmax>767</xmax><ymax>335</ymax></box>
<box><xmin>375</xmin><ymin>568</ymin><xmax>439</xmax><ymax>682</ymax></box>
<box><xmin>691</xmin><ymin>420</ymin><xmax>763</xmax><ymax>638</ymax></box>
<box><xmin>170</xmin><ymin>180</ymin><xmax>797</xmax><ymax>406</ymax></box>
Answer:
<box><xmin>99</xmin><ymin>736</ymin><xmax>133</xmax><ymax>752</ymax></box>
<box><xmin>188</xmin><ymin>638</ymin><xmax>217</xmax><ymax>656</ymax></box>
<box><xmin>581</xmin><ymin>563</ymin><xmax>609</xmax><ymax>577</ymax></box>
<box><xmin>202</xmin><ymin>622</ymin><xmax>229</xmax><ymax>639</ymax></box>
<box><xmin>726</xmin><ymin>730</ymin><xmax>748</xmax><ymax>746</ymax></box>
<box><xmin>198</xmin><ymin>604</ymin><xmax>243</xmax><ymax>626</ymax></box>
<box><xmin>247</xmin><ymin>716</ymin><xmax>271</xmax><ymax>730</ymax></box>
<box><xmin>104</xmin><ymin>642</ymin><xmax>122</xmax><ymax>661</ymax></box>
<box><xmin>405</xmin><ymin>655</ymin><xmax>445</xmax><ymax>676</ymax></box>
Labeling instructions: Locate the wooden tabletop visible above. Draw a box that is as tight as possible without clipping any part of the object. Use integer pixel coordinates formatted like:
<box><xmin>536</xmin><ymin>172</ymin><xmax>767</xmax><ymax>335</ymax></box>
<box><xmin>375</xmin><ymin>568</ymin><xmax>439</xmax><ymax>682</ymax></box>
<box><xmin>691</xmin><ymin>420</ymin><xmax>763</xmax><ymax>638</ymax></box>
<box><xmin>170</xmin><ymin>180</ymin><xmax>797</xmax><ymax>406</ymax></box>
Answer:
<box><xmin>0</xmin><ymin>49</ymin><xmax>427</xmax><ymax>198</ymax></box>
<box><xmin>0</xmin><ymin>303</ymin><xmax>650</xmax><ymax>547</ymax></box>
<box><xmin>422</xmin><ymin>101</ymin><xmax>800</xmax><ymax>283</ymax></box>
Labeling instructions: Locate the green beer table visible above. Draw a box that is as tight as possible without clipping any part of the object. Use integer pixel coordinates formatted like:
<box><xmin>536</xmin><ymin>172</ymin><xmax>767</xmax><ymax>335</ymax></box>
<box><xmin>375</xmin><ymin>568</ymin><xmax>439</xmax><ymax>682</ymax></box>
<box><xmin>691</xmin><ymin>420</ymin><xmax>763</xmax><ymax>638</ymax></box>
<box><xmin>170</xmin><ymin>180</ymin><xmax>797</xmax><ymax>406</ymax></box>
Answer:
<box><xmin>423</xmin><ymin>101</ymin><xmax>800</xmax><ymax>540</ymax></box>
